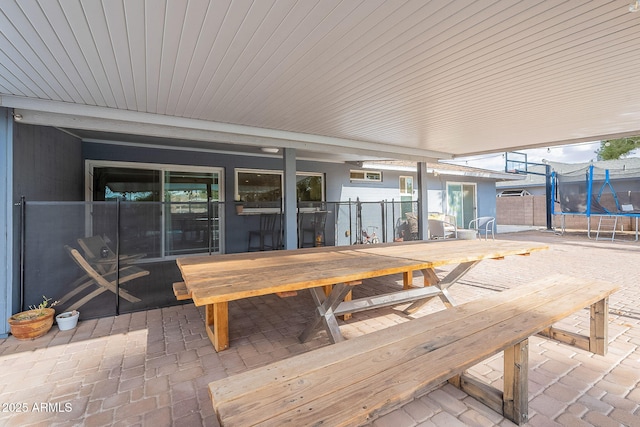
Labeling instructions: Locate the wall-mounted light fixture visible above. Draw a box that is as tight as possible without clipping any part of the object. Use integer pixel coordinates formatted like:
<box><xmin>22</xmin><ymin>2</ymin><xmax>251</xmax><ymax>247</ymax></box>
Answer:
<box><xmin>261</xmin><ymin>147</ymin><xmax>279</xmax><ymax>154</ymax></box>
<box><xmin>13</xmin><ymin>113</ymin><xmax>23</xmax><ymax>121</ymax></box>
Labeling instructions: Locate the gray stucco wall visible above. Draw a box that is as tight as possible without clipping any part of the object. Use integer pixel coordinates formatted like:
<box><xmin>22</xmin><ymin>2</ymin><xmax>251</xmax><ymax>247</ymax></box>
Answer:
<box><xmin>8</xmin><ymin>123</ymin><xmax>83</xmax><ymax>328</ymax></box>
<box><xmin>476</xmin><ymin>179</ymin><xmax>498</xmax><ymax>220</ymax></box>
<box><xmin>14</xmin><ymin>123</ymin><xmax>83</xmax><ymax>201</ymax></box>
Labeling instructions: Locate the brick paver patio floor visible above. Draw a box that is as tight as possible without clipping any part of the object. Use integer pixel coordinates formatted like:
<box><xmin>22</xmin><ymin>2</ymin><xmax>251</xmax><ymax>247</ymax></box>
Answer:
<box><xmin>1</xmin><ymin>231</ymin><xmax>639</xmax><ymax>426</ymax></box>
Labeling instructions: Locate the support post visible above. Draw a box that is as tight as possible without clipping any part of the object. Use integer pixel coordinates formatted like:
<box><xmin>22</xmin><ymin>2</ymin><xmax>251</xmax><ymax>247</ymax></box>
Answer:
<box><xmin>417</xmin><ymin>162</ymin><xmax>429</xmax><ymax>240</ymax></box>
<box><xmin>283</xmin><ymin>148</ymin><xmax>297</xmax><ymax>249</ymax></box>
<box><xmin>0</xmin><ymin>108</ymin><xmax>14</xmax><ymax>337</ymax></box>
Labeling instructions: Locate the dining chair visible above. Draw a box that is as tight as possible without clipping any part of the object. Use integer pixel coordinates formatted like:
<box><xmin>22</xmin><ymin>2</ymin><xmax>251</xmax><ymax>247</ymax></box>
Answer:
<box><xmin>299</xmin><ymin>211</ymin><xmax>328</xmax><ymax>247</ymax></box>
<box><xmin>248</xmin><ymin>213</ymin><xmax>280</xmax><ymax>251</ymax></box>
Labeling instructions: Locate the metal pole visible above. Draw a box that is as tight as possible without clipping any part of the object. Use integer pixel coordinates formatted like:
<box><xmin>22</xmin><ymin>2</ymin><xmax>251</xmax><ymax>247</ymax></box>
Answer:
<box><xmin>586</xmin><ymin>165</ymin><xmax>594</xmax><ymax>238</ymax></box>
<box><xmin>19</xmin><ymin>195</ymin><xmax>25</xmax><ymax>311</ymax></box>
<box><xmin>115</xmin><ymin>199</ymin><xmax>121</xmax><ymax>315</ymax></box>
<box><xmin>348</xmin><ymin>200</ymin><xmax>353</xmax><ymax>245</ymax></box>
<box><xmin>207</xmin><ymin>196</ymin><xmax>212</xmax><ymax>255</ymax></box>
<box><xmin>381</xmin><ymin>201</ymin><xmax>386</xmax><ymax>243</ymax></box>
<box><xmin>391</xmin><ymin>198</ymin><xmax>396</xmax><ymax>242</ymax></box>
<box><xmin>545</xmin><ymin>164</ymin><xmax>552</xmax><ymax>230</ymax></box>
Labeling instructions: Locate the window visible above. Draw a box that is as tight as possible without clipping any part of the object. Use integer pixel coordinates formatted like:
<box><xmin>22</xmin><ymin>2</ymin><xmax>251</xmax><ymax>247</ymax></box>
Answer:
<box><xmin>497</xmin><ymin>189</ymin><xmax>532</xmax><ymax>197</ymax></box>
<box><xmin>399</xmin><ymin>176</ymin><xmax>413</xmax><ymax>195</ymax></box>
<box><xmin>296</xmin><ymin>174</ymin><xmax>324</xmax><ymax>201</ymax></box>
<box><xmin>236</xmin><ymin>170</ymin><xmax>281</xmax><ymax>204</ymax></box>
<box><xmin>235</xmin><ymin>169</ymin><xmax>324</xmax><ymax>210</ymax></box>
<box><xmin>350</xmin><ymin>170</ymin><xmax>382</xmax><ymax>182</ymax></box>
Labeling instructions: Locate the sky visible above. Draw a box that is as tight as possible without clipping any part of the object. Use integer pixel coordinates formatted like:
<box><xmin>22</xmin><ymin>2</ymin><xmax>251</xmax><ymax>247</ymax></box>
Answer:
<box><xmin>442</xmin><ymin>140</ymin><xmax>640</xmax><ymax>172</ymax></box>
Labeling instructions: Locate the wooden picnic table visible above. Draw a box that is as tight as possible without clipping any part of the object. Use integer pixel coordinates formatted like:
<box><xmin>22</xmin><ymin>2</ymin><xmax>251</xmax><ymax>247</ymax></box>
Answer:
<box><xmin>176</xmin><ymin>239</ymin><xmax>547</xmax><ymax>351</ymax></box>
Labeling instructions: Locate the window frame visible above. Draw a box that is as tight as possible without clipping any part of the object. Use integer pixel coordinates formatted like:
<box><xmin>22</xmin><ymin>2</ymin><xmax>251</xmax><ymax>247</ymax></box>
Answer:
<box><xmin>350</xmin><ymin>170</ymin><xmax>382</xmax><ymax>182</ymax></box>
<box><xmin>399</xmin><ymin>175</ymin><xmax>414</xmax><ymax>195</ymax></box>
<box><xmin>234</xmin><ymin>168</ymin><xmax>325</xmax><ymax>213</ymax></box>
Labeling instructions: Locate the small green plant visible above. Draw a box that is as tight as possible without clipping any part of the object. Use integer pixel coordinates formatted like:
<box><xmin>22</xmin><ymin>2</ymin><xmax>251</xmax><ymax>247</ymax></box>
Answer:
<box><xmin>13</xmin><ymin>296</ymin><xmax>59</xmax><ymax>321</ymax></box>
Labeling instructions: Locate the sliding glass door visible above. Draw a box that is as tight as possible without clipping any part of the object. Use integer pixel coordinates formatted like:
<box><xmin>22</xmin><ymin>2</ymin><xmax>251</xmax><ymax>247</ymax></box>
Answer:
<box><xmin>164</xmin><ymin>171</ymin><xmax>220</xmax><ymax>256</ymax></box>
<box><xmin>90</xmin><ymin>163</ymin><xmax>223</xmax><ymax>258</ymax></box>
<box><xmin>446</xmin><ymin>182</ymin><xmax>477</xmax><ymax>229</ymax></box>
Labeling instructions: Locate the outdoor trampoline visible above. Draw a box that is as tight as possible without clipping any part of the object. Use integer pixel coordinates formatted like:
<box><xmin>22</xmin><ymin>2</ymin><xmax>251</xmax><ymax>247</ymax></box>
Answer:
<box><xmin>553</xmin><ymin>164</ymin><xmax>640</xmax><ymax>240</ymax></box>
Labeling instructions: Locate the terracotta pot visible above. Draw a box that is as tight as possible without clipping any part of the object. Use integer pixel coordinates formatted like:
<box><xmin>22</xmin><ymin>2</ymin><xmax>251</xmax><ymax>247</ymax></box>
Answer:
<box><xmin>8</xmin><ymin>308</ymin><xmax>55</xmax><ymax>340</ymax></box>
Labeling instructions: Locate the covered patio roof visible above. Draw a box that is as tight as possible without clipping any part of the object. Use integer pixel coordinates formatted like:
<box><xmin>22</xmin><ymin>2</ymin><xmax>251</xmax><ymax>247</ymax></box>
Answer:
<box><xmin>1</xmin><ymin>0</ymin><xmax>639</xmax><ymax>162</ymax></box>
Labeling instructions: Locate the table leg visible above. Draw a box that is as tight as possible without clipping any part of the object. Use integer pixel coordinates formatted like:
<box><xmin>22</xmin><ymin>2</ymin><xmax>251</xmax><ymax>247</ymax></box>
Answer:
<box><xmin>324</xmin><ymin>285</ymin><xmax>353</xmax><ymax>320</ymax></box>
<box><xmin>403</xmin><ymin>271</ymin><xmax>413</xmax><ymax>289</ymax></box>
<box><xmin>299</xmin><ymin>283</ymin><xmax>357</xmax><ymax>344</ymax></box>
<box><xmin>205</xmin><ymin>302</ymin><xmax>229</xmax><ymax>352</ymax></box>
<box><xmin>404</xmin><ymin>260</ymin><xmax>481</xmax><ymax>314</ymax></box>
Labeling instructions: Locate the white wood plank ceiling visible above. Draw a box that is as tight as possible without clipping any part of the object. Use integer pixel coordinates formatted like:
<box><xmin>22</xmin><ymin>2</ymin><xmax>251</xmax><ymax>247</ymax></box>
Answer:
<box><xmin>1</xmin><ymin>0</ymin><xmax>639</xmax><ymax>161</ymax></box>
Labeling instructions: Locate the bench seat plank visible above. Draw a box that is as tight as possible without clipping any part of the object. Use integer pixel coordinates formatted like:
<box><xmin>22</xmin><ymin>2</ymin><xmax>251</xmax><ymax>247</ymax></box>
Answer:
<box><xmin>210</xmin><ymin>275</ymin><xmax>618</xmax><ymax>426</ymax></box>
<box><xmin>172</xmin><ymin>282</ymin><xmax>191</xmax><ymax>300</ymax></box>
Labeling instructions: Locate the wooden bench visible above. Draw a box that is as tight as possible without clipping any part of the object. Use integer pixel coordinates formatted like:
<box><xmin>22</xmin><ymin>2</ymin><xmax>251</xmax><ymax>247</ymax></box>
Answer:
<box><xmin>172</xmin><ymin>282</ymin><xmax>191</xmax><ymax>301</ymax></box>
<box><xmin>173</xmin><ymin>281</ymin><xmax>299</xmax><ymax>301</ymax></box>
<box><xmin>208</xmin><ymin>274</ymin><xmax>619</xmax><ymax>426</ymax></box>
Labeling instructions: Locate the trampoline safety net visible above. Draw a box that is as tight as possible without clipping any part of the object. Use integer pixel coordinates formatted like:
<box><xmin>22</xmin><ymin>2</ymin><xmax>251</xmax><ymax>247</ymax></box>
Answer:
<box><xmin>556</xmin><ymin>165</ymin><xmax>640</xmax><ymax>216</ymax></box>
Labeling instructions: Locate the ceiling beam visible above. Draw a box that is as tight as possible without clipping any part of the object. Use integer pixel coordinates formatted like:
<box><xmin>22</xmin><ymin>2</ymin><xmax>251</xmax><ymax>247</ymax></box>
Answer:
<box><xmin>1</xmin><ymin>95</ymin><xmax>450</xmax><ymax>162</ymax></box>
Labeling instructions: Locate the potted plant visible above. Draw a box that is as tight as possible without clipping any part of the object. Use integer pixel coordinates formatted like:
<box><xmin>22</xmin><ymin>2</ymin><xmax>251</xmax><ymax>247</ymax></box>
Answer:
<box><xmin>7</xmin><ymin>296</ymin><xmax>57</xmax><ymax>340</ymax></box>
<box><xmin>234</xmin><ymin>195</ymin><xmax>245</xmax><ymax>214</ymax></box>
<box><xmin>56</xmin><ymin>310</ymin><xmax>80</xmax><ymax>331</ymax></box>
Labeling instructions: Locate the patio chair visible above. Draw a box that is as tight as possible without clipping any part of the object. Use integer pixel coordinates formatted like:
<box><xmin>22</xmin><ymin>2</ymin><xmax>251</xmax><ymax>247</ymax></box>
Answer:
<box><xmin>77</xmin><ymin>235</ymin><xmax>146</xmax><ymax>274</ymax></box>
<box><xmin>59</xmin><ymin>245</ymin><xmax>149</xmax><ymax>312</ymax></box>
<box><xmin>248</xmin><ymin>213</ymin><xmax>280</xmax><ymax>251</ymax></box>
<box><xmin>428</xmin><ymin>218</ymin><xmax>458</xmax><ymax>239</ymax></box>
<box><xmin>404</xmin><ymin>212</ymin><xmax>419</xmax><ymax>240</ymax></box>
<box><xmin>469</xmin><ymin>216</ymin><xmax>496</xmax><ymax>240</ymax></box>
<box><xmin>299</xmin><ymin>211</ymin><xmax>328</xmax><ymax>247</ymax></box>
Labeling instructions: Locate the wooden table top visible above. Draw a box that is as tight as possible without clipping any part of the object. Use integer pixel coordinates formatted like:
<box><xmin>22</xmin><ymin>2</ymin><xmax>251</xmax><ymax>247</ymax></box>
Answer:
<box><xmin>176</xmin><ymin>239</ymin><xmax>547</xmax><ymax>306</ymax></box>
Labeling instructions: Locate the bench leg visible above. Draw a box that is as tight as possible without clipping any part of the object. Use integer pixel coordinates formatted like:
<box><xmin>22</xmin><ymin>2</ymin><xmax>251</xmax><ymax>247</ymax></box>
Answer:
<box><xmin>503</xmin><ymin>338</ymin><xmax>529</xmax><ymax>425</ymax></box>
<box><xmin>449</xmin><ymin>339</ymin><xmax>528</xmax><ymax>426</ymax></box>
<box><xmin>205</xmin><ymin>302</ymin><xmax>229</xmax><ymax>352</ymax></box>
<box><xmin>537</xmin><ymin>297</ymin><xmax>610</xmax><ymax>356</ymax></box>
<box><xmin>590</xmin><ymin>297</ymin><xmax>609</xmax><ymax>356</ymax></box>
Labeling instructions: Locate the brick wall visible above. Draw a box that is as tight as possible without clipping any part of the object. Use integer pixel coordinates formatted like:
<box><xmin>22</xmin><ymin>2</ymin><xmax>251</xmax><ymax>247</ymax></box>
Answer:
<box><xmin>496</xmin><ymin>195</ymin><xmax>545</xmax><ymax>226</ymax></box>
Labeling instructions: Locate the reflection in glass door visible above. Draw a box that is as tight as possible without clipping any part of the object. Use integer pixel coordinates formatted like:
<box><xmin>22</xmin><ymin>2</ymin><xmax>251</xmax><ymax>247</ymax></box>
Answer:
<box><xmin>164</xmin><ymin>171</ymin><xmax>220</xmax><ymax>256</ymax></box>
<box><xmin>446</xmin><ymin>183</ymin><xmax>477</xmax><ymax>229</ymax></box>
<box><xmin>92</xmin><ymin>167</ymin><xmax>162</xmax><ymax>258</ymax></box>
<box><xmin>91</xmin><ymin>165</ymin><xmax>222</xmax><ymax>258</ymax></box>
